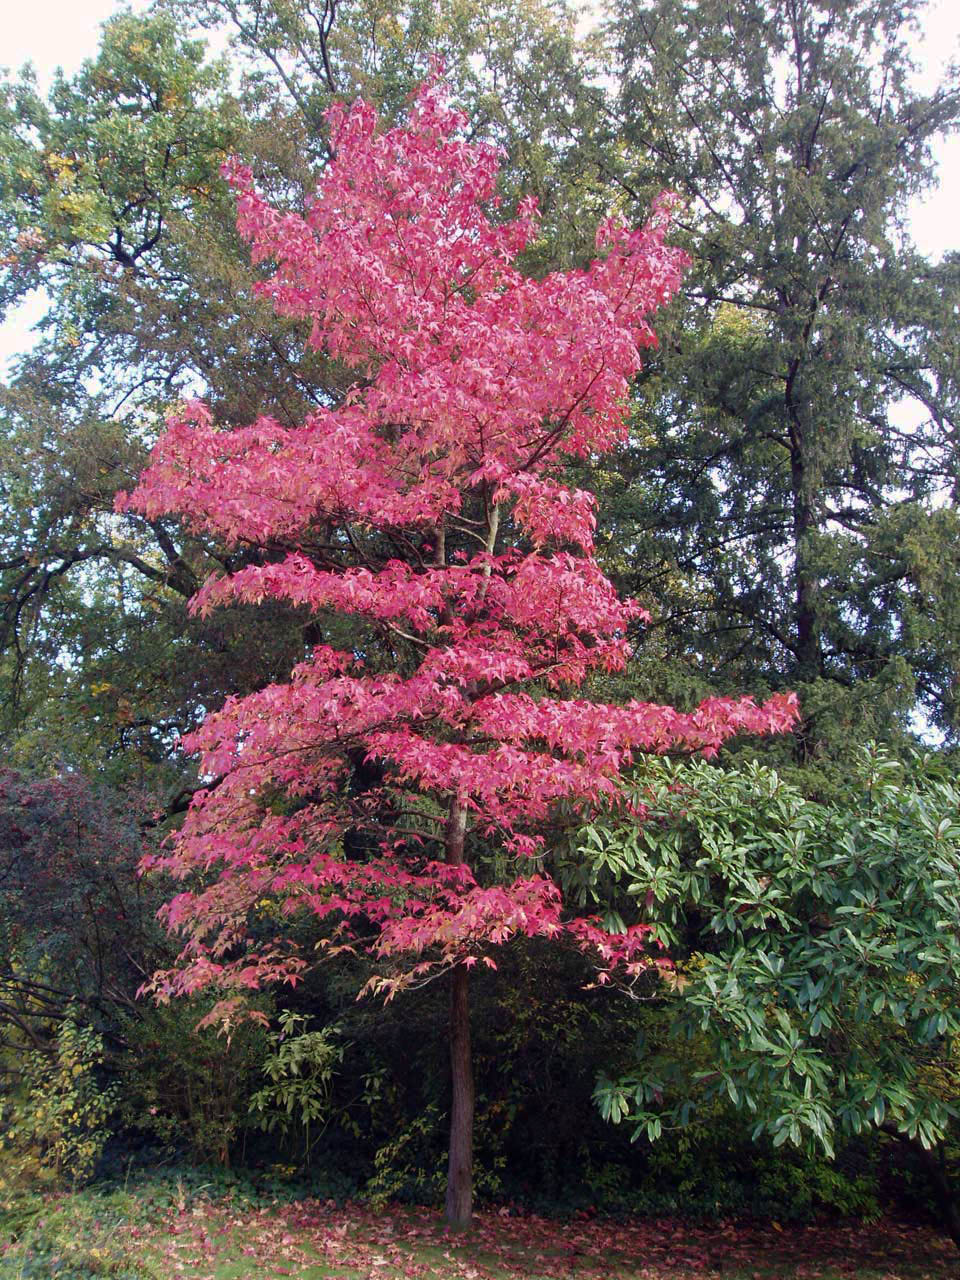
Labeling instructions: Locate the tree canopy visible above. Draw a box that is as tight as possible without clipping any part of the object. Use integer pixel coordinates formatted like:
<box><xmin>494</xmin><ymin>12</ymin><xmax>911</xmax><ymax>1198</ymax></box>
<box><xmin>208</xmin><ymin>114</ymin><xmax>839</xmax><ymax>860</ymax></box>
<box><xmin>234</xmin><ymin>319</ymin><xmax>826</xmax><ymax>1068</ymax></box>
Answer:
<box><xmin>598</xmin><ymin>0</ymin><xmax>960</xmax><ymax>756</ymax></box>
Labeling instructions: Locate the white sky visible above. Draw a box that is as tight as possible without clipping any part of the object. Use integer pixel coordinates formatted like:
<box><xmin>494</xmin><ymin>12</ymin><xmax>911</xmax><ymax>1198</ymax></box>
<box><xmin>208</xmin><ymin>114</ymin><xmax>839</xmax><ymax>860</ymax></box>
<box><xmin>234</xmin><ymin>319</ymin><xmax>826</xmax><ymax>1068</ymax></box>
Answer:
<box><xmin>1</xmin><ymin>0</ymin><xmax>148</xmax><ymax>82</ymax></box>
<box><xmin>1</xmin><ymin>0</ymin><xmax>958</xmax><ymax>372</ymax></box>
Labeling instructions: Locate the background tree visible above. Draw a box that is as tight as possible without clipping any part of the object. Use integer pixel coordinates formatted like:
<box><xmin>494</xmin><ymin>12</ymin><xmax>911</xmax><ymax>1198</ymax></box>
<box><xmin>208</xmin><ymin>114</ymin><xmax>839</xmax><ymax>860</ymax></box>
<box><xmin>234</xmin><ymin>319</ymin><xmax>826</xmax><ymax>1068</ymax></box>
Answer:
<box><xmin>0</xmin><ymin>765</ymin><xmax>170</xmax><ymax>1184</ymax></box>
<box><xmin>598</xmin><ymin>0</ymin><xmax>960</xmax><ymax>759</ymax></box>
<box><xmin>0</xmin><ymin>11</ymin><xmax>258</xmax><ymax>782</ymax></box>
<box><xmin>0</xmin><ymin>0</ymin><xmax>604</xmax><ymax>791</ymax></box>
<box><xmin>0</xmin><ymin>768</ymin><xmax>159</xmax><ymax>1051</ymax></box>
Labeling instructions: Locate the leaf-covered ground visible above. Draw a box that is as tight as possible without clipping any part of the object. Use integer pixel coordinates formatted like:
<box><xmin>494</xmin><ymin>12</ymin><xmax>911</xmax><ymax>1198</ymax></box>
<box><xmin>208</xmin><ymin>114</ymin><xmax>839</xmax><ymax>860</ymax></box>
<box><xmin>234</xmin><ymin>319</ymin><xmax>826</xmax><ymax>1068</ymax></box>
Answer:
<box><xmin>1</xmin><ymin>1185</ymin><xmax>956</xmax><ymax>1279</ymax></box>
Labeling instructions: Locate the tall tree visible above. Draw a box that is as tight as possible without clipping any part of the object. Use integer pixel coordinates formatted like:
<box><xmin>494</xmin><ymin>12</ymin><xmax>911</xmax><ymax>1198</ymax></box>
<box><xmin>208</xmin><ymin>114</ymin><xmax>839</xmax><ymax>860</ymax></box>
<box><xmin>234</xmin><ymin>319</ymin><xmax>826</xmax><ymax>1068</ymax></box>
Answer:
<box><xmin>121</xmin><ymin>81</ymin><xmax>796</xmax><ymax>1225</ymax></box>
<box><xmin>0</xmin><ymin>11</ymin><xmax>260</xmax><ymax>779</ymax></box>
<box><xmin>602</xmin><ymin>0</ymin><xmax>960</xmax><ymax>755</ymax></box>
<box><xmin>0</xmin><ymin>0</ymin><xmax>607</xmax><ymax>783</ymax></box>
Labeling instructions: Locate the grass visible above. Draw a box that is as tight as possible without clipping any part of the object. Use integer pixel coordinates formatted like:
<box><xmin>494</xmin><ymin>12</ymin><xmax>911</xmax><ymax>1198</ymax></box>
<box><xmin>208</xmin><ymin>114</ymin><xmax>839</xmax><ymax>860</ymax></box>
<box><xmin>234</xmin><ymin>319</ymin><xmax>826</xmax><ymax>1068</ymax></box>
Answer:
<box><xmin>0</xmin><ymin>1176</ymin><xmax>956</xmax><ymax>1279</ymax></box>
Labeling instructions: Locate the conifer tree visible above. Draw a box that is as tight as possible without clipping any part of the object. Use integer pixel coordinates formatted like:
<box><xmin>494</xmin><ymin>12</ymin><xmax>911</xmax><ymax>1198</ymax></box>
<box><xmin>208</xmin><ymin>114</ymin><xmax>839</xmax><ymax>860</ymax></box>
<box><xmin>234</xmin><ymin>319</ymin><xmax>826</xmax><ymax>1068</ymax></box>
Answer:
<box><xmin>607</xmin><ymin>0</ymin><xmax>960</xmax><ymax>752</ymax></box>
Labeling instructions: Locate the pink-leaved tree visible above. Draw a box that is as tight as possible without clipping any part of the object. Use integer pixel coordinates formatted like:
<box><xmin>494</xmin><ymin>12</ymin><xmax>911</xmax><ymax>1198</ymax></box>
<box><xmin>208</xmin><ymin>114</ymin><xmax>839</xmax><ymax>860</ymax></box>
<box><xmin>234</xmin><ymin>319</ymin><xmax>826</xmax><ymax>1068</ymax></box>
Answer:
<box><xmin>119</xmin><ymin>80</ymin><xmax>798</xmax><ymax>1226</ymax></box>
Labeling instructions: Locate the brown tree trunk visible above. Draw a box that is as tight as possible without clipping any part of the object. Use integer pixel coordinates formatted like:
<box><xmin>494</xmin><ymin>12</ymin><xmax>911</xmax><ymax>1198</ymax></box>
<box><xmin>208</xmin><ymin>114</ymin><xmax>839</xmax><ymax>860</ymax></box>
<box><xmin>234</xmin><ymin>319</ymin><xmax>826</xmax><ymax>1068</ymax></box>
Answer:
<box><xmin>790</xmin><ymin>436</ymin><xmax>821</xmax><ymax>686</ymax></box>
<box><xmin>445</xmin><ymin>961</ymin><xmax>474</xmax><ymax>1227</ymax></box>
<box><xmin>444</xmin><ymin>798</ymin><xmax>474</xmax><ymax>1228</ymax></box>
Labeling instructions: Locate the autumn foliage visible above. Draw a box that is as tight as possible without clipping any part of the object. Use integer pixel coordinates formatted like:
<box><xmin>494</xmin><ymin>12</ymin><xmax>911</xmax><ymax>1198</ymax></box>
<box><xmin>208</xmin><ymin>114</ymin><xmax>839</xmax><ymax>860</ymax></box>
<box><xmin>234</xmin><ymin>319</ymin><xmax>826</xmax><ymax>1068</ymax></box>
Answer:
<box><xmin>120</xmin><ymin>79</ymin><xmax>797</xmax><ymax>1015</ymax></box>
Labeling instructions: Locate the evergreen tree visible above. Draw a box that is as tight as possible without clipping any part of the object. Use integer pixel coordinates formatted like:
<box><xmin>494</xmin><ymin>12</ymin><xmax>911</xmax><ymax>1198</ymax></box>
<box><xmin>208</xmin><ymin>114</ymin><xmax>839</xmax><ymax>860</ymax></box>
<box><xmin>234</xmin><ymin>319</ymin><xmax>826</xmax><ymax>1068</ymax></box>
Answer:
<box><xmin>603</xmin><ymin>0</ymin><xmax>960</xmax><ymax>756</ymax></box>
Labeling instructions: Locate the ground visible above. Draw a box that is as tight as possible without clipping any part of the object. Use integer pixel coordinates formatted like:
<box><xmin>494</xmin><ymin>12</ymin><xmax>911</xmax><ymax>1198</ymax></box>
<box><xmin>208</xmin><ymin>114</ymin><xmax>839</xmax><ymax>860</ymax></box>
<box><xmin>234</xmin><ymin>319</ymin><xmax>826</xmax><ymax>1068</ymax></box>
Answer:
<box><xmin>1</xmin><ymin>1182</ymin><xmax>956</xmax><ymax>1279</ymax></box>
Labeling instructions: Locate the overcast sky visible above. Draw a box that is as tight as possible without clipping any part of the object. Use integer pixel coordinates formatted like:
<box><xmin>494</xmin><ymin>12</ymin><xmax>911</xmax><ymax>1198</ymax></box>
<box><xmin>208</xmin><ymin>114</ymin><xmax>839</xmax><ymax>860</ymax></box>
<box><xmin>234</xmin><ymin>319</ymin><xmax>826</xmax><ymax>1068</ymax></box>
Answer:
<box><xmin>2</xmin><ymin>0</ymin><xmax>958</xmax><ymax>370</ymax></box>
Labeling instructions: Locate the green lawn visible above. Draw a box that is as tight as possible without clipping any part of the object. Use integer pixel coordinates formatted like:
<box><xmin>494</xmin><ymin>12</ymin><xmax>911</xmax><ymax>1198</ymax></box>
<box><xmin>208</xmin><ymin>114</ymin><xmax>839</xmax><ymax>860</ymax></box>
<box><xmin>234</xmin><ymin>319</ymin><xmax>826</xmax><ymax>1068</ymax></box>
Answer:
<box><xmin>1</xmin><ymin>1182</ymin><xmax>956</xmax><ymax>1279</ymax></box>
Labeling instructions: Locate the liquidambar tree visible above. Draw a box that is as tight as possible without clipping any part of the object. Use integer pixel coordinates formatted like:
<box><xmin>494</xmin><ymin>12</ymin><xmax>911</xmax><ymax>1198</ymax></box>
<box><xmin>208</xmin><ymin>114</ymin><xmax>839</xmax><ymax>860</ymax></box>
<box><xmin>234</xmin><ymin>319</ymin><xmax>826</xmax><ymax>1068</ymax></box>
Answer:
<box><xmin>121</xmin><ymin>80</ymin><xmax>797</xmax><ymax>1225</ymax></box>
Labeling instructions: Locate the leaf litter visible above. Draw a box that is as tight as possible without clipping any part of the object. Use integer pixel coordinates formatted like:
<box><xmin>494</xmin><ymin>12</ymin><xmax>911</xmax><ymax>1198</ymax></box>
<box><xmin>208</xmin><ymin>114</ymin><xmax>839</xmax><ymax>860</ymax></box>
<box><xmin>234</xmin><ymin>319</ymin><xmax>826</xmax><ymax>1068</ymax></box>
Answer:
<box><xmin>8</xmin><ymin>1190</ymin><xmax>951</xmax><ymax>1280</ymax></box>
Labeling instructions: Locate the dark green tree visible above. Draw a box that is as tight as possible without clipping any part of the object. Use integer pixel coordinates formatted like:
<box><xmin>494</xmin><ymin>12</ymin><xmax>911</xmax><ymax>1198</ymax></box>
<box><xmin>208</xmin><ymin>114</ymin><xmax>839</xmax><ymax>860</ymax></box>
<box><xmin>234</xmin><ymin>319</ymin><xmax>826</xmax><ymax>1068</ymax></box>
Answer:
<box><xmin>600</xmin><ymin>0</ymin><xmax>960</xmax><ymax>756</ymax></box>
<box><xmin>0</xmin><ymin>11</ymin><xmax>261</xmax><ymax>780</ymax></box>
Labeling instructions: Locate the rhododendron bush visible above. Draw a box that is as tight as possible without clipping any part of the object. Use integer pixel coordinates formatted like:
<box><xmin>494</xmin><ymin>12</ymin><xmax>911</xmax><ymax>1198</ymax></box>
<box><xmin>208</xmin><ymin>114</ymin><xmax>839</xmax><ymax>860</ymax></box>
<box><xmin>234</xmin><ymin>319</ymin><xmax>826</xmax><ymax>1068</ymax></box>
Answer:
<box><xmin>119</xmin><ymin>79</ymin><xmax>798</xmax><ymax>1223</ymax></box>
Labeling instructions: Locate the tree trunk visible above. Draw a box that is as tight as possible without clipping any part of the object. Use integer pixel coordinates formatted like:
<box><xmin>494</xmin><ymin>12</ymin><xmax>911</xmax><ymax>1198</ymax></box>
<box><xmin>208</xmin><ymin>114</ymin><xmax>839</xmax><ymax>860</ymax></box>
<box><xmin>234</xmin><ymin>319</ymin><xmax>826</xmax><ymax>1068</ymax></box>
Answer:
<box><xmin>445</xmin><ymin>960</ymin><xmax>474</xmax><ymax>1228</ymax></box>
<box><xmin>790</xmin><ymin>435</ymin><xmax>822</xmax><ymax>687</ymax></box>
<box><xmin>444</xmin><ymin>798</ymin><xmax>474</xmax><ymax>1228</ymax></box>
<box><xmin>788</xmin><ymin>407</ymin><xmax>823</xmax><ymax>761</ymax></box>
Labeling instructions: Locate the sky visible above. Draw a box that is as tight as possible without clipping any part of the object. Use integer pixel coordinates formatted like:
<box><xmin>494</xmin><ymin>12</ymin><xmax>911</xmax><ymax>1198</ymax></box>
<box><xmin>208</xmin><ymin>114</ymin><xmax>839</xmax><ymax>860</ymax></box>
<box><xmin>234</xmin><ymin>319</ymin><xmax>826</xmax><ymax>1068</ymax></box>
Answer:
<box><xmin>1</xmin><ymin>0</ymin><xmax>958</xmax><ymax>371</ymax></box>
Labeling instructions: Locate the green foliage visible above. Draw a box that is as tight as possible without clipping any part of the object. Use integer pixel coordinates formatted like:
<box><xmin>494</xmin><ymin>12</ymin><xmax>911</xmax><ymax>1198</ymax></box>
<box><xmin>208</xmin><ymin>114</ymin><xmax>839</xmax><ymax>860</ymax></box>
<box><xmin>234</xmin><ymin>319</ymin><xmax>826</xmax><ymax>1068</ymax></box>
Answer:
<box><xmin>248</xmin><ymin>1011</ymin><xmax>344</xmax><ymax>1155</ymax></box>
<box><xmin>581</xmin><ymin>745</ymin><xmax>960</xmax><ymax>1159</ymax></box>
<box><xmin>116</xmin><ymin>998</ymin><xmax>269</xmax><ymax>1167</ymax></box>
<box><xmin>362</xmin><ymin>1098</ymin><xmax>518</xmax><ymax>1208</ymax></box>
<box><xmin>590</xmin><ymin>1107</ymin><xmax>881</xmax><ymax>1222</ymax></box>
<box><xmin>364</xmin><ymin>1101</ymin><xmax>448</xmax><ymax>1207</ymax></box>
<box><xmin>0</xmin><ymin>1013</ymin><xmax>117</xmax><ymax>1189</ymax></box>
